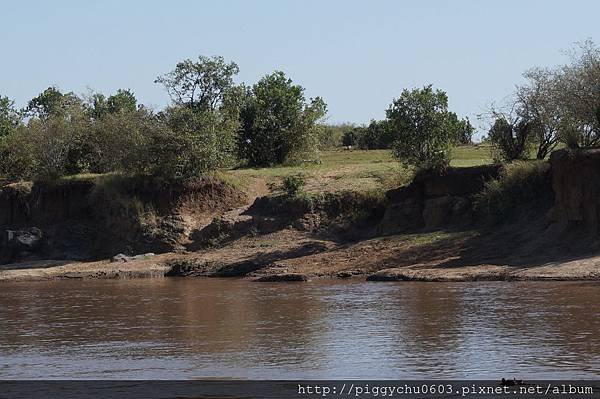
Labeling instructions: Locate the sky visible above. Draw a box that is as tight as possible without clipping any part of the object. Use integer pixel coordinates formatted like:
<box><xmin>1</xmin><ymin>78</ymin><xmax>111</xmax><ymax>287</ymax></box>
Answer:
<box><xmin>1</xmin><ymin>0</ymin><xmax>599</xmax><ymax>137</ymax></box>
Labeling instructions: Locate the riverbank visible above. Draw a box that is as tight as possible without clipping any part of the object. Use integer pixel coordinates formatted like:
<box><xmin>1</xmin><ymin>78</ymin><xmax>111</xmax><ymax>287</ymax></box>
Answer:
<box><xmin>2</xmin><ymin>225</ymin><xmax>600</xmax><ymax>282</ymax></box>
<box><xmin>3</xmin><ymin>147</ymin><xmax>600</xmax><ymax>283</ymax></box>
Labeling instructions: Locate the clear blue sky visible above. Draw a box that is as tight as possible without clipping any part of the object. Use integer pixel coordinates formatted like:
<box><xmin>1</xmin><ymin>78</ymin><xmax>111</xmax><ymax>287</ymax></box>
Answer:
<box><xmin>2</xmin><ymin>0</ymin><xmax>599</xmax><ymax>136</ymax></box>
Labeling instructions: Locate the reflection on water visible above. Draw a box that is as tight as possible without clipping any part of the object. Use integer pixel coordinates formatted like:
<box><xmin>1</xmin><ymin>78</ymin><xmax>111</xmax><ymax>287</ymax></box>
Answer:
<box><xmin>1</xmin><ymin>278</ymin><xmax>599</xmax><ymax>379</ymax></box>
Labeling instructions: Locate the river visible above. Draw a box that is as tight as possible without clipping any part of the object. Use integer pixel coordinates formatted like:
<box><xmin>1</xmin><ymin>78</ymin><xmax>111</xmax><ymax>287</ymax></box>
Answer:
<box><xmin>1</xmin><ymin>279</ymin><xmax>599</xmax><ymax>379</ymax></box>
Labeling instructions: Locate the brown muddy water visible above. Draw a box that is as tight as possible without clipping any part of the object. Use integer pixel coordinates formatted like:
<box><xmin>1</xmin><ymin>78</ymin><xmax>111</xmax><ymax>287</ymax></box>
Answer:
<box><xmin>0</xmin><ymin>278</ymin><xmax>599</xmax><ymax>379</ymax></box>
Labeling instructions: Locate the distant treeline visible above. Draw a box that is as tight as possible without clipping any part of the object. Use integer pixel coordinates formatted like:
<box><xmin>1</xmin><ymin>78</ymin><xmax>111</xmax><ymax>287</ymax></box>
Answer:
<box><xmin>319</xmin><ymin>117</ymin><xmax>473</xmax><ymax>151</ymax></box>
<box><xmin>0</xmin><ymin>53</ymin><xmax>471</xmax><ymax>181</ymax></box>
<box><xmin>1</xmin><ymin>40</ymin><xmax>599</xmax><ymax>181</ymax></box>
<box><xmin>0</xmin><ymin>58</ymin><xmax>327</xmax><ymax>181</ymax></box>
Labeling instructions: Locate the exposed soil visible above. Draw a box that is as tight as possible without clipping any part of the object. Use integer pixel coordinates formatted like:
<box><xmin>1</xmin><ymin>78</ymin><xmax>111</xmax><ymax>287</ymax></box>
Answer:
<box><xmin>2</xmin><ymin>218</ymin><xmax>600</xmax><ymax>282</ymax></box>
<box><xmin>3</xmin><ymin>149</ymin><xmax>600</xmax><ymax>283</ymax></box>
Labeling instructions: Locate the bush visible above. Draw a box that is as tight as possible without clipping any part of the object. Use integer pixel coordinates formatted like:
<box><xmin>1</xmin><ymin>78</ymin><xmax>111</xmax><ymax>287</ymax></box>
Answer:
<box><xmin>488</xmin><ymin>117</ymin><xmax>534</xmax><ymax>162</ymax></box>
<box><xmin>155</xmin><ymin>105</ymin><xmax>238</xmax><ymax>178</ymax></box>
<box><xmin>317</xmin><ymin>123</ymin><xmax>353</xmax><ymax>149</ymax></box>
<box><xmin>474</xmin><ymin>160</ymin><xmax>552</xmax><ymax>222</ymax></box>
<box><xmin>357</xmin><ymin>120</ymin><xmax>394</xmax><ymax>150</ymax></box>
<box><xmin>238</xmin><ymin>71</ymin><xmax>327</xmax><ymax>166</ymax></box>
<box><xmin>342</xmin><ymin>126</ymin><xmax>362</xmax><ymax>147</ymax></box>
<box><xmin>386</xmin><ymin>85</ymin><xmax>463</xmax><ymax>171</ymax></box>
<box><xmin>86</xmin><ymin>108</ymin><xmax>153</xmax><ymax>174</ymax></box>
<box><xmin>0</xmin><ymin>95</ymin><xmax>21</xmax><ymax>138</ymax></box>
<box><xmin>0</xmin><ymin>127</ymin><xmax>37</xmax><ymax>180</ymax></box>
<box><xmin>0</xmin><ymin>113</ymin><xmax>90</xmax><ymax>181</ymax></box>
<box><xmin>340</xmin><ymin>121</ymin><xmax>393</xmax><ymax>150</ymax></box>
<box><xmin>281</xmin><ymin>174</ymin><xmax>306</xmax><ymax>196</ymax></box>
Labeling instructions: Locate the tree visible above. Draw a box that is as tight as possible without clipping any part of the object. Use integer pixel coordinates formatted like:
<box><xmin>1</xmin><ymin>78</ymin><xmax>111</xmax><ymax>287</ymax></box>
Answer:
<box><xmin>86</xmin><ymin>107</ymin><xmax>154</xmax><ymax>174</ymax></box>
<box><xmin>355</xmin><ymin>120</ymin><xmax>393</xmax><ymax>150</ymax></box>
<box><xmin>342</xmin><ymin>126</ymin><xmax>362</xmax><ymax>147</ymax></box>
<box><xmin>2</xmin><ymin>114</ymin><xmax>89</xmax><ymax>180</ymax></box>
<box><xmin>155</xmin><ymin>55</ymin><xmax>239</xmax><ymax>111</ymax></box>
<box><xmin>153</xmin><ymin>56</ymin><xmax>244</xmax><ymax>177</ymax></box>
<box><xmin>317</xmin><ymin>123</ymin><xmax>354</xmax><ymax>149</ymax></box>
<box><xmin>0</xmin><ymin>95</ymin><xmax>21</xmax><ymax>137</ymax></box>
<box><xmin>239</xmin><ymin>71</ymin><xmax>327</xmax><ymax>166</ymax></box>
<box><xmin>155</xmin><ymin>103</ymin><xmax>239</xmax><ymax>177</ymax></box>
<box><xmin>554</xmin><ymin>40</ymin><xmax>600</xmax><ymax>148</ymax></box>
<box><xmin>107</xmin><ymin>89</ymin><xmax>137</xmax><ymax>114</ymax></box>
<box><xmin>25</xmin><ymin>86</ymin><xmax>82</xmax><ymax>119</ymax></box>
<box><xmin>450</xmin><ymin>116</ymin><xmax>475</xmax><ymax>145</ymax></box>
<box><xmin>88</xmin><ymin>89</ymin><xmax>138</xmax><ymax>119</ymax></box>
<box><xmin>488</xmin><ymin>116</ymin><xmax>533</xmax><ymax>162</ymax></box>
<box><xmin>386</xmin><ymin>85</ymin><xmax>460</xmax><ymax>170</ymax></box>
<box><xmin>515</xmin><ymin>68</ymin><xmax>561</xmax><ymax>159</ymax></box>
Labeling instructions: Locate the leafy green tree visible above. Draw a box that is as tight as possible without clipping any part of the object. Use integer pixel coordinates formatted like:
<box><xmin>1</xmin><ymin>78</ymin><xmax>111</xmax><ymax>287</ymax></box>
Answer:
<box><xmin>449</xmin><ymin>115</ymin><xmax>475</xmax><ymax>145</ymax></box>
<box><xmin>25</xmin><ymin>86</ymin><xmax>82</xmax><ymax>119</ymax></box>
<box><xmin>355</xmin><ymin>119</ymin><xmax>393</xmax><ymax>149</ymax></box>
<box><xmin>386</xmin><ymin>85</ymin><xmax>460</xmax><ymax>170</ymax></box>
<box><xmin>107</xmin><ymin>89</ymin><xmax>137</xmax><ymax>114</ymax></box>
<box><xmin>317</xmin><ymin>123</ymin><xmax>354</xmax><ymax>149</ymax></box>
<box><xmin>0</xmin><ymin>95</ymin><xmax>21</xmax><ymax>137</ymax></box>
<box><xmin>2</xmin><ymin>113</ymin><xmax>90</xmax><ymax>180</ymax></box>
<box><xmin>155</xmin><ymin>55</ymin><xmax>239</xmax><ymax>111</ymax></box>
<box><xmin>239</xmin><ymin>71</ymin><xmax>327</xmax><ymax>166</ymax></box>
<box><xmin>0</xmin><ymin>125</ymin><xmax>38</xmax><ymax>180</ymax></box>
<box><xmin>3</xmin><ymin>89</ymin><xmax>92</xmax><ymax>178</ymax></box>
<box><xmin>153</xmin><ymin>55</ymin><xmax>243</xmax><ymax>178</ymax></box>
<box><xmin>156</xmin><ymin>104</ymin><xmax>239</xmax><ymax>177</ymax></box>
<box><xmin>89</xmin><ymin>93</ymin><xmax>109</xmax><ymax>119</ymax></box>
<box><xmin>342</xmin><ymin>126</ymin><xmax>363</xmax><ymax>147</ymax></box>
<box><xmin>88</xmin><ymin>89</ymin><xmax>138</xmax><ymax>119</ymax></box>
<box><xmin>85</xmin><ymin>108</ymin><xmax>156</xmax><ymax>174</ymax></box>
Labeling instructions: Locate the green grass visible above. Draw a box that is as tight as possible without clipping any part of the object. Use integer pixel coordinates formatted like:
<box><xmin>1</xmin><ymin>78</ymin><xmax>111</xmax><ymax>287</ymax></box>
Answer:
<box><xmin>450</xmin><ymin>144</ymin><xmax>494</xmax><ymax>167</ymax></box>
<box><xmin>225</xmin><ymin>145</ymin><xmax>494</xmax><ymax>194</ymax></box>
<box><xmin>5</xmin><ymin>145</ymin><xmax>494</xmax><ymax>195</ymax></box>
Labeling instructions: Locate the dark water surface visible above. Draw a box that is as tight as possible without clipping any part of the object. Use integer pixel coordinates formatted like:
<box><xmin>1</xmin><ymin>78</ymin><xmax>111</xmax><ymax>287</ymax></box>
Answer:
<box><xmin>1</xmin><ymin>278</ymin><xmax>599</xmax><ymax>379</ymax></box>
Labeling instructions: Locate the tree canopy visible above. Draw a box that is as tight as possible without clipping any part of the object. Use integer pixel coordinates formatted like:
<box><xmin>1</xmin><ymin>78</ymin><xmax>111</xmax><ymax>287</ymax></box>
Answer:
<box><xmin>239</xmin><ymin>71</ymin><xmax>327</xmax><ymax>166</ymax></box>
<box><xmin>386</xmin><ymin>85</ymin><xmax>463</xmax><ymax>170</ymax></box>
<box><xmin>155</xmin><ymin>55</ymin><xmax>240</xmax><ymax>111</ymax></box>
<box><xmin>0</xmin><ymin>95</ymin><xmax>21</xmax><ymax>137</ymax></box>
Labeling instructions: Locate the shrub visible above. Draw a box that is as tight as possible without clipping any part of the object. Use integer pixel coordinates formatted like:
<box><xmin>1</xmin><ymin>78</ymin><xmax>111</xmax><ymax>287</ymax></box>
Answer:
<box><xmin>238</xmin><ymin>71</ymin><xmax>327</xmax><ymax>166</ymax></box>
<box><xmin>86</xmin><ymin>108</ymin><xmax>153</xmax><ymax>174</ymax></box>
<box><xmin>474</xmin><ymin>160</ymin><xmax>552</xmax><ymax>222</ymax></box>
<box><xmin>157</xmin><ymin>105</ymin><xmax>238</xmax><ymax>178</ymax></box>
<box><xmin>0</xmin><ymin>126</ymin><xmax>37</xmax><ymax>180</ymax></box>
<box><xmin>281</xmin><ymin>174</ymin><xmax>306</xmax><ymax>196</ymax></box>
<box><xmin>0</xmin><ymin>95</ymin><xmax>21</xmax><ymax>138</ymax></box>
<box><xmin>342</xmin><ymin>126</ymin><xmax>363</xmax><ymax>147</ymax></box>
<box><xmin>357</xmin><ymin>120</ymin><xmax>394</xmax><ymax>150</ymax></box>
<box><xmin>488</xmin><ymin>117</ymin><xmax>534</xmax><ymax>162</ymax></box>
<box><xmin>0</xmin><ymin>113</ymin><xmax>90</xmax><ymax>181</ymax></box>
<box><xmin>317</xmin><ymin>123</ymin><xmax>353</xmax><ymax>149</ymax></box>
<box><xmin>340</xmin><ymin>121</ymin><xmax>393</xmax><ymax>150</ymax></box>
<box><xmin>386</xmin><ymin>85</ymin><xmax>463</xmax><ymax>171</ymax></box>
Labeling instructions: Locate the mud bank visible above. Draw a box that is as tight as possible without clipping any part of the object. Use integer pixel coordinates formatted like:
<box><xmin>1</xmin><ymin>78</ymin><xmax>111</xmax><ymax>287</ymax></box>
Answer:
<box><xmin>0</xmin><ymin>176</ymin><xmax>248</xmax><ymax>264</ymax></box>
<box><xmin>3</xmin><ymin>149</ymin><xmax>600</xmax><ymax>283</ymax></box>
<box><xmin>2</xmin><ymin>246</ymin><xmax>600</xmax><ymax>282</ymax></box>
